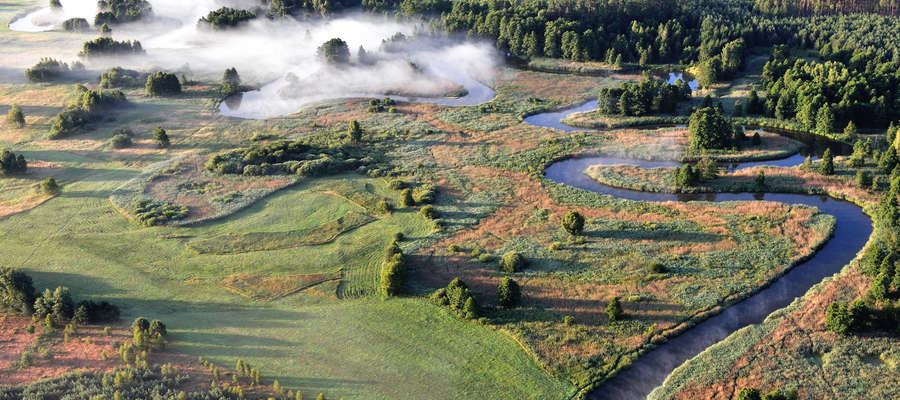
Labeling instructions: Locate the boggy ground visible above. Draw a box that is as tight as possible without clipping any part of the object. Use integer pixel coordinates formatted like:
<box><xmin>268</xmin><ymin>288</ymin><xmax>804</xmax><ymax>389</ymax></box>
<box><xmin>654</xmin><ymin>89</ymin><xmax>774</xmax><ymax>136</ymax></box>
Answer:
<box><xmin>0</xmin><ymin>3</ymin><xmax>858</xmax><ymax>398</ymax></box>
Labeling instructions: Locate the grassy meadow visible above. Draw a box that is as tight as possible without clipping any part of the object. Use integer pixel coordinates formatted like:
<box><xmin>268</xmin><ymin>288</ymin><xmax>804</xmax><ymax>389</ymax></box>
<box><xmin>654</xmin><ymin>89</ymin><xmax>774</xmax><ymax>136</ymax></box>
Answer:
<box><xmin>0</xmin><ymin>1</ymin><xmax>875</xmax><ymax>398</ymax></box>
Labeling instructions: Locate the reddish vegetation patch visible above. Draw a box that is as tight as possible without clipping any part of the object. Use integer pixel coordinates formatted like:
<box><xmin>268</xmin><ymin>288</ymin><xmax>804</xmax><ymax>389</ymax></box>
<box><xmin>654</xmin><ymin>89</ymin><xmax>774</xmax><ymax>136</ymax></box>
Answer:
<box><xmin>672</xmin><ymin>265</ymin><xmax>873</xmax><ymax>400</ymax></box>
<box><xmin>0</xmin><ymin>315</ymin><xmax>126</xmax><ymax>385</ymax></box>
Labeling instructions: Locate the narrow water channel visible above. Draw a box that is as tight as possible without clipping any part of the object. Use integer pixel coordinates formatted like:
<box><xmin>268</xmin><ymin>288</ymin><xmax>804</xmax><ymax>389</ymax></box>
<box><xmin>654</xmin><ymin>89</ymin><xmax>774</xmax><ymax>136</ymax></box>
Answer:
<box><xmin>527</xmin><ymin>103</ymin><xmax>872</xmax><ymax>400</ymax></box>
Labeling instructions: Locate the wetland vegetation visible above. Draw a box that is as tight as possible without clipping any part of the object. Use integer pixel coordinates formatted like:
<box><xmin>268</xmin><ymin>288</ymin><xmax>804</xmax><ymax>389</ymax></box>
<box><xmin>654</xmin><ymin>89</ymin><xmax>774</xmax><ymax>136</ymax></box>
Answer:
<box><xmin>2</xmin><ymin>0</ymin><xmax>900</xmax><ymax>399</ymax></box>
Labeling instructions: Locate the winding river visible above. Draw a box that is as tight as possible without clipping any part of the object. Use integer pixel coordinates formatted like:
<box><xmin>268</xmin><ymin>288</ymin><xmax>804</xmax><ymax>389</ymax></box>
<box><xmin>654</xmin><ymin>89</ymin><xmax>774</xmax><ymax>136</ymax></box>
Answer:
<box><xmin>527</xmin><ymin>102</ymin><xmax>872</xmax><ymax>399</ymax></box>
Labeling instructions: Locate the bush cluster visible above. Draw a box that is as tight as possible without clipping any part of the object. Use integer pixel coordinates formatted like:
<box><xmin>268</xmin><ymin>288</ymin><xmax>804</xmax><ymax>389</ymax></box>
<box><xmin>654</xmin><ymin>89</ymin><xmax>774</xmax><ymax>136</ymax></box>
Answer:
<box><xmin>145</xmin><ymin>72</ymin><xmax>182</xmax><ymax>97</ymax></box>
<box><xmin>49</xmin><ymin>85</ymin><xmax>127</xmax><ymax>139</ymax></box>
<box><xmin>24</xmin><ymin>58</ymin><xmax>72</xmax><ymax>82</ymax></box>
<box><xmin>379</xmin><ymin>238</ymin><xmax>405</xmax><ymax>298</ymax></box>
<box><xmin>132</xmin><ymin>199</ymin><xmax>189</xmax><ymax>226</ymax></box>
<box><xmin>198</xmin><ymin>7</ymin><xmax>257</xmax><ymax>29</ymax></box>
<box><xmin>431</xmin><ymin>278</ymin><xmax>479</xmax><ymax>319</ymax></box>
<box><xmin>95</xmin><ymin>0</ymin><xmax>153</xmax><ymax>25</ymax></box>
<box><xmin>0</xmin><ymin>149</ymin><xmax>27</xmax><ymax>175</ymax></box>
<box><xmin>100</xmin><ymin>66</ymin><xmax>147</xmax><ymax>88</ymax></box>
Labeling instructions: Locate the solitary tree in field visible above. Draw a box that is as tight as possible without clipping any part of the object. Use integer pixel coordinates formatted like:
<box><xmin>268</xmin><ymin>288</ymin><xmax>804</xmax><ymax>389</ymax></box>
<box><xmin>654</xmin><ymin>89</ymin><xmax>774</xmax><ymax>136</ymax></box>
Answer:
<box><xmin>496</xmin><ymin>277</ymin><xmax>521</xmax><ymax>308</ymax></box>
<box><xmin>606</xmin><ymin>296</ymin><xmax>623</xmax><ymax>321</ymax></box>
<box><xmin>40</xmin><ymin>178</ymin><xmax>60</xmax><ymax>195</ymax></box>
<box><xmin>6</xmin><ymin>105</ymin><xmax>24</xmax><ymax>128</ymax></box>
<box><xmin>500</xmin><ymin>251</ymin><xmax>525</xmax><ymax>273</ymax></box>
<box><xmin>145</xmin><ymin>72</ymin><xmax>182</xmax><ymax>97</ymax></box>
<box><xmin>221</xmin><ymin>67</ymin><xmax>241</xmax><ymax>95</ymax></box>
<box><xmin>153</xmin><ymin>126</ymin><xmax>169</xmax><ymax>148</ymax></box>
<box><xmin>819</xmin><ymin>148</ymin><xmax>834</xmax><ymax>175</ymax></box>
<box><xmin>348</xmin><ymin>120</ymin><xmax>362</xmax><ymax>143</ymax></box>
<box><xmin>561</xmin><ymin>210</ymin><xmax>585</xmax><ymax>236</ymax></box>
<box><xmin>825</xmin><ymin>301</ymin><xmax>851</xmax><ymax>335</ymax></box>
<box><xmin>317</xmin><ymin>38</ymin><xmax>350</xmax><ymax>65</ymax></box>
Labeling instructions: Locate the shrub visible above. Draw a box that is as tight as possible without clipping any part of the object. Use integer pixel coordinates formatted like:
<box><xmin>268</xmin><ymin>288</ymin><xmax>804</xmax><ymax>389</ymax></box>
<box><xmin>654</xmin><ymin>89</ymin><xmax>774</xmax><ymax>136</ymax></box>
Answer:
<box><xmin>347</xmin><ymin>120</ymin><xmax>362</xmax><ymax>143</ymax></box>
<box><xmin>400</xmin><ymin>188</ymin><xmax>414</xmax><ymax>207</ymax></box>
<box><xmin>606</xmin><ymin>297</ymin><xmax>623</xmax><ymax>321</ymax></box>
<box><xmin>755</xmin><ymin>170</ymin><xmax>766</xmax><ymax>188</ymax></box>
<box><xmin>477</xmin><ymin>253</ymin><xmax>494</xmax><ymax>263</ymax></box>
<box><xmin>40</xmin><ymin>178</ymin><xmax>60</xmax><ymax>195</ymax></box>
<box><xmin>448</xmin><ymin>244</ymin><xmax>460</xmax><ymax>253</ymax></box>
<box><xmin>419</xmin><ymin>205</ymin><xmax>437</xmax><ymax>219</ymax></box>
<box><xmin>145</xmin><ymin>72</ymin><xmax>182</xmax><ymax>97</ymax></box>
<box><xmin>751</xmin><ymin>131</ymin><xmax>761</xmax><ymax>146</ymax></box>
<box><xmin>496</xmin><ymin>277</ymin><xmax>521</xmax><ymax>308</ymax></box>
<box><xmin>25</xmin><ymin>58</ymin><xmax>69</xmax><ymax>82</ymax></box>
<box><xmin>561</xmin><ymin>210</ymin><xmax>585</xmax><ymax>236</ymax></box>
<box><xmin>500</xmin><ymin>251</ymin><xmax>525</xmax><ymax>273</ymax></box>
<box><xmin>648</xmin><ymin>262</ymin><xmax>667</xmax><ymax>273</ymax></box>
<box><xmin>111</xmin><ymin>133</ymin><xmax>132</xmax><ymax>149</ymax></box>
<box><xmin>412</xmin><ymin>184</ymin><xmax>437</xmax><ymax>204</ymax></box>
<box><xmin>6</xmin><ymin>105</ymin><xmax>25</xmax><ymax>128</ymax></box>
<box><xmin>376</xmin><ymin>199</ymin><xmax>393</xmax><ymax>214</ymax></box>
<box><xmin>153</xmin><ymin>126</ymin><xmax>169</xmax><ymax>148</ymax></box>
<box><xmin>62</xmin><ymin>17</ymin><xmax>90</xmax><ymax>32</ymax></box>
<box><xmin>563</xmin><ymin>315</ymin><xmax>575</xmax><ymax>325</ymax></box>
<box><xmin>736</xmin><ymin>387</ymin><xmax>762</xmax><ymax>400</ymax></box>
<box><xmin>0</xmin><ymin>267</ymin><xmax>37</xmax><ymax>315</ymax></box>
<box><xmin>76</xmin><ymin>300</ymin><xmax>120</xmax><ymax>323</ymax></box>
<box><xmin>0</xmin><ymin>149</ymin><xmax>27</xmax><ymax>175</ymax></box>
<box><xmin>380</xmin><ymin>254</ymin><xmax>404</xmax><ymax>298</ymax></box>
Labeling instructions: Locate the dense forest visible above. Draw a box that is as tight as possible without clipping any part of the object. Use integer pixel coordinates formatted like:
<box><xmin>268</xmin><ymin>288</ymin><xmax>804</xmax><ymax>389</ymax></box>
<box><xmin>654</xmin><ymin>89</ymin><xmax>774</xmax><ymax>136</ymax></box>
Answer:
<box><xmin>754</xmin><ymin>0</ymin><xmax>900</xmax><ymax>16</ymax></box>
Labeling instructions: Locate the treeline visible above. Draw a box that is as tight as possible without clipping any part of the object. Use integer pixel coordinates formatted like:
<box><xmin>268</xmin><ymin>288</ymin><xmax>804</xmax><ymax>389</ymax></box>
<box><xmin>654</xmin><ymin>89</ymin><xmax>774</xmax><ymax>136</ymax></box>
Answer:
<box><xmin>755</xmin><ymin>0</ymin><xmax>900</xmax><ymax>16</ymax></box>
<box><xmin>597</xmin><ymin>79</ymin><xmax>692</xmax><ymax>116</ymax></box>
<box><xmin>198</xmin><ymin>7</ymin><xmax>257</xmax><ymax>29</ymax></box>
<box><xmin>0</xmin><ymin>366</ymin><xmax>242</xmax><ymax>400</ymax></box>
<box><xmin>759</xmin><ymin>45</ymin><xmax>900</xmax><ymax>130</ymax></box>
<box><xmin>0</xmin><ymin>266</ymin><xmax>120</xmax><ymax>326</ymax></box>
<box><xmin>264</xmin><ymin>0</ymin><xmax>449</xmax><ymax>17</ymax></box>
<box><xmin>49</xmin><ymin>85</ymin><xmax>127</xmax><ymax>139</ymax></box>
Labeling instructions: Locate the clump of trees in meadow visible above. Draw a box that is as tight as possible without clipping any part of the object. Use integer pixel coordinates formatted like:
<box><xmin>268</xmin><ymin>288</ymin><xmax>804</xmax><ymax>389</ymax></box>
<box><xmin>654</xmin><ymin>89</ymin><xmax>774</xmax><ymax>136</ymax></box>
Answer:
<box><xmin>431</xmin><ymin>278</ymin><xmax>479</xmax><ymax>319</ymax></box>
<box><xmin>6</xmin><ymin>105</ymin><xmax>25</xmax><ymax>128</ymax></box>
<box><xmin>49</xmin><ymin>85</ymin><xmax>127</xmax><ymax>139</ymax></box>
<box><xmin>132</xmin><ymin>199</ymin><xmax>188</xmax><ymax>226</ymax></box>
<box><xmin>62</xmin><ymin>17</ymin><xmax>90</xmax><ymax>32</ymax></box>
<box><xmin>198</xmin><ymin>7</ymin><xmax>257</xmax><ymax>29</ymax></box>
<box><xmin>597</xmin><ymin>79</ymin><xmax>692</xmax><ymax>117</ymax></box>
<box><xmin>79</xmin><ymin>37</ymin><xmax>144</xmax><ymax>57</ymax></box>
<box><xmin>100</xmin><ymin>67</ymin><xmax>147</xmax><ymax>88</ymax></box>
<box><xmin>317</xmin><ymin>38</ymin><xmax>351</xmax><ymax>65</ymax></box>
<box><xmin>380</xmin><ymin>238</ymin><xmax>406</xmax><ymax>298</ymax></box>
<box><xmin>145</xmin><ymin>72</ymin><xmax>182</xmax><ymax>96</ymax></box>
<box><xmin>0</xmin><ymin>267</ymin><xmax>120</xmax><ymax>325</ymax></box>
<box><xmin>24</xmin><ymin>58</ymin><xmax>80</xmax><ymax>82</ymax></box>
<box><xmin>221</xmin><ymin>67</ymin><xmax>242</xmax><ymax>97</ymax></box>
<box><xmin>0</xmin><ymin>149</ymin><xmax>27</xmax><ymax>175</ymax></box>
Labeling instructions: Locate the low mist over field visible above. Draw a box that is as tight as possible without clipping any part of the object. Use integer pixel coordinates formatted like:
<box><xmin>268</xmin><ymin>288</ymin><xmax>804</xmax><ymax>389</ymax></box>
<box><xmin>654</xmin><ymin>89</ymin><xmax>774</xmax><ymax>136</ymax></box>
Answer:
<box><xmin>11</xmin><ymin>0</ymin><xmax>499</xmax><ymax>118</ymax></box>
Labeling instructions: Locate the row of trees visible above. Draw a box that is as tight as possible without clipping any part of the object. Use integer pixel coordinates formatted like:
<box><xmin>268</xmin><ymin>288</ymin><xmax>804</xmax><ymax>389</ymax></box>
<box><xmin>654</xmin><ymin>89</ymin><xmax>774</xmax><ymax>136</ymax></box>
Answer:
<box><xmin>0</xmin><ymin>267</ymin><xmax>120</xmax><ymax>325</ymax></box>
<box><xmin>597</xmin><ymin>79</ymin><xmax>692</xmax><ymax>116</ymax></box>
<box><xmin>380</xmin><ymin>237</ymin><xmax>405</xmax><ymax>298</ymax></box>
